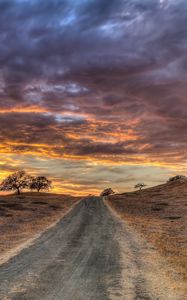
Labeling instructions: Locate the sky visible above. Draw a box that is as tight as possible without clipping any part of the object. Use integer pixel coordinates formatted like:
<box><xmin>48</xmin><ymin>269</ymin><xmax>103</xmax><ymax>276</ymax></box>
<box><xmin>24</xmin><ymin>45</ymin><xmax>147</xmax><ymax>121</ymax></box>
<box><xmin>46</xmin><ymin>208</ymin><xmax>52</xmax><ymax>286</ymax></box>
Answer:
<box><xmin>0</xmin><ymin>0</ymin><xmax>187</xmax><ymax>195</ymax></box>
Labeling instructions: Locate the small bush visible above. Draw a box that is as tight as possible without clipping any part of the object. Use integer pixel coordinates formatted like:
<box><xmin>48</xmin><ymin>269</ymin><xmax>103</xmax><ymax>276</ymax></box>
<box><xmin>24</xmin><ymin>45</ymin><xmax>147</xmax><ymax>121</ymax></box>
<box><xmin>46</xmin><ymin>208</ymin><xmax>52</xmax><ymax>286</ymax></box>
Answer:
<box><xmin>100</xmin><ymin>188</ymin><xmax>114</xmax><ymax>197</ymax></box>
<box><xmin>134</xmin><ymin>183</ymin><xmax>147</xmax><ymax>190</ymax></box>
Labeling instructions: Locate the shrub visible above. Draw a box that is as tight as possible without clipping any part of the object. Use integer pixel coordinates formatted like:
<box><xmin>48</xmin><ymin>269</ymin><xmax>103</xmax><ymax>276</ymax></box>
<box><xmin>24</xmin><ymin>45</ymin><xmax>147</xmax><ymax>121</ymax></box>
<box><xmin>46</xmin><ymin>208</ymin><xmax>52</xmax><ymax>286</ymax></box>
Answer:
<box><xmin>100</xmin><ymin>188</ymin><xmax>114</xmax><ymax>197</ymax></box>
<box><xmin>167</xmin><ymin>175</ymin><xmax>186</xmax><ymax>183</ymax></box>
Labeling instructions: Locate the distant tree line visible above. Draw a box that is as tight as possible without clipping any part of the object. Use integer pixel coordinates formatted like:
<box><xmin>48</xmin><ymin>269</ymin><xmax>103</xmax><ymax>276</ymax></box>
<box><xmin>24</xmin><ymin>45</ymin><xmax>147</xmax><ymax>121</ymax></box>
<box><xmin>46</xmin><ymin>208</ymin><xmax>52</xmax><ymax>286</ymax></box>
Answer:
<box><xmin>0</xmin><ymin>170</ymin><xmax>51</xmax><ymax>195</ymax></box>
<box><xmin>100</xmin><ymin>174</ymin><xmax>186</xmax><ymax>197</ymax></box>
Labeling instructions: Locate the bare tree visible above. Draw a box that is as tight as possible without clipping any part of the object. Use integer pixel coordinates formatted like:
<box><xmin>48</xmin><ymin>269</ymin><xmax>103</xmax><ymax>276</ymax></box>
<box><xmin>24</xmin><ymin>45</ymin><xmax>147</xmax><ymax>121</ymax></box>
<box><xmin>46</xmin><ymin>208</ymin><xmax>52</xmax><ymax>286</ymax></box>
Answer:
<box><xmin>134</xmin><ymin>183</ymin><xmax>147</xmax><ymax>191</ymax></box>
<box><xmin>0</xmin><ymin>170</ymin><xmax>30</xmax><ymax>195</ymax></box>
<box><xmin>100</xmin><ymin>188</ymin><xmax>114</xmax><ymax>197</ymax></box>
<box><xmin>30</xmin><ymin>176</ymin><xmax>51</xmax><ymax>192</ymax></box>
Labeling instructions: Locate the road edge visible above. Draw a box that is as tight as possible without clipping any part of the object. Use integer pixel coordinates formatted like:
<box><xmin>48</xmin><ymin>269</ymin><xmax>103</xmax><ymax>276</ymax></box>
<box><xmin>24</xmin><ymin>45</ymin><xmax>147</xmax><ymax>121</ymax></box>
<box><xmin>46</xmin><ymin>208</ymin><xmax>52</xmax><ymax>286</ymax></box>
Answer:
<box><xmin>0</xmin><ymin>197</ymin><xmax>83</xmax><ymax>267</ymax></box>
<box><xmin>103</xmin><ymin>196</ymin><xmax>185</xmax><ymax>300</ymax></box>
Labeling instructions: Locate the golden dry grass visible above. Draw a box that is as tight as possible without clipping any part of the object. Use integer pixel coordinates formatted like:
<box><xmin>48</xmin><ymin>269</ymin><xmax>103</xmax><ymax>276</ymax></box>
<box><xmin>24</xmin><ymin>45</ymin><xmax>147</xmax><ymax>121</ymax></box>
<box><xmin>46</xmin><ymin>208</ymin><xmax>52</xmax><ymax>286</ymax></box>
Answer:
<box><xmin>0</xmin><ymin>192</ymin><xmax>80</xmax><ymax>261</ymax></box>
<box><xmin>107</xmin><ymin>180</ymin><xmax>187</xmax><ymax>290</ymax></box>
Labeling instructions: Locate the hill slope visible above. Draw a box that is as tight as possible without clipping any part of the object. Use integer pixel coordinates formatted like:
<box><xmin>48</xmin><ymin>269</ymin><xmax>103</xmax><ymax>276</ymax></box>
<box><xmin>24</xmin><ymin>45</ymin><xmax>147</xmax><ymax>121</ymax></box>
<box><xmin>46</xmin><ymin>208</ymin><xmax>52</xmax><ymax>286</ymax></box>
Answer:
<box><xmin>0</xmin><ymin>192</ymin><xmax>80</xmax><ymax>265</ymax></box>
<box><xmin>107</xmin><ymin>180</ymin><xmax>187</xmax><ymax>292</ymax></box>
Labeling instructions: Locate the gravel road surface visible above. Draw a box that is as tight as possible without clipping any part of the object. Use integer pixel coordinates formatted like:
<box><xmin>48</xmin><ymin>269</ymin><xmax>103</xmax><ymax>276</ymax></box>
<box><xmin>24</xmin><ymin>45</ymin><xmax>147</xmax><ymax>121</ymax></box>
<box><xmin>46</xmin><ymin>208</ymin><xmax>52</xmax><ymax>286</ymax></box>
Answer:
<box><xmin>0</xmin><ymin>197</ymin><xmax>180</xmax><ymax>300</ymax></box>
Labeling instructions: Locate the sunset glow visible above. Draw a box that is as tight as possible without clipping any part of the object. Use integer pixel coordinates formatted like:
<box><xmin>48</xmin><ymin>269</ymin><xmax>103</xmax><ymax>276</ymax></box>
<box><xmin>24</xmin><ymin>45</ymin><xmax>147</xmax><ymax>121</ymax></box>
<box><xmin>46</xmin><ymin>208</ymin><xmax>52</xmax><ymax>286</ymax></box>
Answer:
<box><xmin>0</xmin><ymin>0</ymin><xmax>187</xmax><ymax>195</ymax></box>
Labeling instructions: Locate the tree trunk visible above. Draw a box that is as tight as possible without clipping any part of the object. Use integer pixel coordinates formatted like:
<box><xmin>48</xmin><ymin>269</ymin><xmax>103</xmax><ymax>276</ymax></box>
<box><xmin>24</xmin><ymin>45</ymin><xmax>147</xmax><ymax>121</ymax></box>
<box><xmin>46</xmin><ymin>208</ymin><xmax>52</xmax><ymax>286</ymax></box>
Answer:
<box><xmin>17</xmin><ymin>188</ymin><xmax>20</xmax><ymax>195</ymax></box>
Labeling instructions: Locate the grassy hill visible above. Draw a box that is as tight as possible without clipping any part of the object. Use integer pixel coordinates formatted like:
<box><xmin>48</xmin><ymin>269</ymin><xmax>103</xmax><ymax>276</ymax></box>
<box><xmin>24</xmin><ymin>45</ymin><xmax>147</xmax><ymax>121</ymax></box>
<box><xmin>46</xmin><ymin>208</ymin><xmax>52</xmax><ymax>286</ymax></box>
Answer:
<box><xmin>0</xmin><ymin>192</ymin><xmax>80</xmax><ymax>265</ymax></box>
<box><xmin>107</xmin><ymin>179</ymin><xmax>187</xmax><ymax>289</ymax></box>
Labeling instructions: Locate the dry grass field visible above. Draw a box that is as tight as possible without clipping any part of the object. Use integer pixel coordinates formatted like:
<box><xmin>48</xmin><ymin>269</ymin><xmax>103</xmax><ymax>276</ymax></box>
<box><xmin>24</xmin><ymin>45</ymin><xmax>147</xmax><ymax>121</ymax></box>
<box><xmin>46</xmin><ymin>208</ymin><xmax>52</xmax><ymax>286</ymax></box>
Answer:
<box><xmin>0</xmin><ymin>192</ymin><xmax>80</xmax><ymax>264</ymax></box>
<box><xmin>107</xmin><ymin>180</ymin><xmax>187</xmax><ymax>291</ymax></box>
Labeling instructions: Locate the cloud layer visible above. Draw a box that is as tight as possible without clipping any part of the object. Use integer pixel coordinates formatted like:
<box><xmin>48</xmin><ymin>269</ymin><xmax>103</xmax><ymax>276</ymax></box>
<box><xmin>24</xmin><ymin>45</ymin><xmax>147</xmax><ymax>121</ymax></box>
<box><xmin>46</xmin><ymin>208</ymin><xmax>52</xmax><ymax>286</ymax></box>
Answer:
<box><xmin>0</xmin><ymin>0</ymin><xmax>186</xmax><ymax>194</ymax></box>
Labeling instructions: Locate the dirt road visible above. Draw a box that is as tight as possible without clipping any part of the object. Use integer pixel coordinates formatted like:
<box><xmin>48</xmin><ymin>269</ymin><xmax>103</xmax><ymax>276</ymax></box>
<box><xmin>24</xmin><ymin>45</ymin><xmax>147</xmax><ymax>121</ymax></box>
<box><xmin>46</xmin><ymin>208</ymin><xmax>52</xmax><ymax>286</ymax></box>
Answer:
<box><xmin>0</xmin><ymin>197</ymin><xmax>181</xmax><ymax>300</ymax></box>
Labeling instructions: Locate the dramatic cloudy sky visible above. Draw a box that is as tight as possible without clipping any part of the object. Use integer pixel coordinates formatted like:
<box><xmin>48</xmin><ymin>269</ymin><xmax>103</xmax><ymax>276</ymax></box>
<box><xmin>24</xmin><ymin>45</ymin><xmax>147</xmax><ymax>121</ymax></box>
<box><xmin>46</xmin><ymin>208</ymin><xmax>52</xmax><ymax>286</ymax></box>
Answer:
<box><xmin>0</xmin><ymin>0</ymin><xmax>187</xmax><ymax>195</ymax></box>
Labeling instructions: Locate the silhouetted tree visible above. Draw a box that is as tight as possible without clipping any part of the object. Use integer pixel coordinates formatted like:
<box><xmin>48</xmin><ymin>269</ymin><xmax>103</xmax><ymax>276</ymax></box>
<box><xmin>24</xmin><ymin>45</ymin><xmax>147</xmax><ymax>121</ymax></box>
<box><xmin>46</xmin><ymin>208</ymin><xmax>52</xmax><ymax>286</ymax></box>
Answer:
<box><xmin>167</xmin><ymin>175</ymin><xmax>186</xmax><ymax>183</ymax></box>
<box><xmin>100</xmin><ymin>188</ymin><xmax>114</xmax><ymax>197</ymax></box>
<box><xmin>0</xmin><ymin>170</ymin><xmax>30</xmax><ymax>194</ymax></box>
<box><xmin>134</xmin><ymin>183</ymin><xmax>146</xmax><ymax>191</ymax></box>
<box><xmin>30</xmin><ymin>176</ymin><xmax>51</xmax><ymax>192</ymax></box>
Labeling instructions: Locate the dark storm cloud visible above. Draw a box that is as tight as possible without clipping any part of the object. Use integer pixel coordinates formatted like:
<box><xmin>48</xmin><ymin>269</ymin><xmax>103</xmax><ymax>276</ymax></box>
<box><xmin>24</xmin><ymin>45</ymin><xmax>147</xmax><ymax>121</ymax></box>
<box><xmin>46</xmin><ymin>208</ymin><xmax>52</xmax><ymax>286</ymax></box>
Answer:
<box><xmin>63</xmin><ymin>141</ymin><xmax>136</xmax><ymax>156</ymax></box>
<box><xmin>0</xmin><ymin>112</ymin><xmax>86</xmax><ymax>145</ymax></box>
<box><xmin>0</xmin><ymin>0</ymin><xmax>185</xmax><ymax>84</ymax></box>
